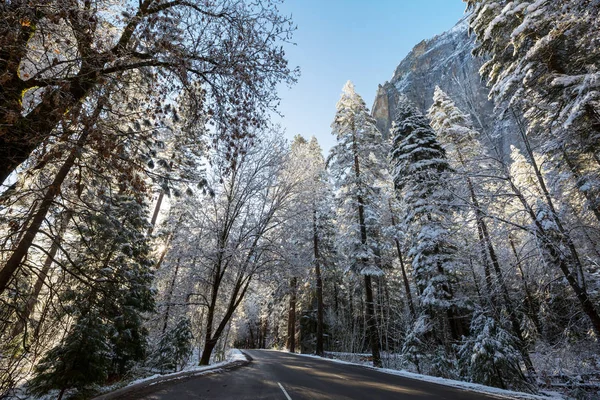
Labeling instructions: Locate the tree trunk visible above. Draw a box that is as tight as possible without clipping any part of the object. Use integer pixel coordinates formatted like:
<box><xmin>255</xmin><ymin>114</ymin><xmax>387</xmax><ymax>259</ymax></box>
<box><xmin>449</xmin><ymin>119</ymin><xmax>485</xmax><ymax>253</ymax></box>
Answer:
<box><xmin>352</xmin><ymin>128</ymin><xmax>381</xmax><ymax>368</ymax></box>
<box><xmin>154</xmin><ymin>232</ymin><xmax>172</xmax><ymax>271</ymax></box>
<box><xmin>261</xmin><ymin>318</ymin><xmax>267</xmax><ymax>349</ymax></box>
<box><xmin>249</xmin><ymin>321</ymin><xmax>256</xmax><ymax>348</ymax></box>
<box><xmin>382</xmin><ymin>278</ymin><xmax>392</xmax><ymax>353</ymax></box>
<box><xmin>376</xmin><ymin>276</ymin><xmax>389</xmax><ymax>353</ymax></box>
<box><xmin>11</xmin><ymin>210</ymin><xmax>72</xmax><ymax>339</ymax></box>
<box><xmin>199</xmin><ymin>274</ymin><xmax>252</xmax><ymax>364</ymax></box>
<box><xmin>148</xmin><ymin>190</ymin><xmax>165</xmax><ymax>236</ymax></box>
<box><xmin>333</xmin><ymin>281</ymin><xmax>339</xmax><ymax>316</ymax></box>
<box><xmin>0</xmin><ymin>71</ymin><xmax>100</xmax><ymax>184</ymax></box>
<box><xmin>388</xmin><ymin>200</ymin><xmax>416</xmax><ymax>319</ymax></box>
<box><xmin>468</xmin><ymin>257</ymin><xmax>485</xmax><ymax>306</ymax></box>
<box><xmin>313</xmin><ymin>209</ymin><xmax>325</xmax><ymax>357</ymax></box>
<box><xmin>161</xmin><ymin>260</ymin><xmax>181</xmax><ymax>335</ymax></box>
<box><xmin>364</xmin><ymin>275</ymin><xmax>382</xmax><ymax>368</ymax></box>
<box><xmin>200</xmin><ymin>266</ymin><xmax>219</xmax><ymax>365</ymax></box>
<box><xmin>287</xmin><ymin>277</ymin><xmax>297</xmax><ymax>353</ymax></box>
<box><xmin>512</xmin><ymin>110</ymin><xmax>600</xmax><ymax>336</ymax></box>
<box><xmin>487</xmin><ymin>244</ymin><xmax>536</xmax><ymax>376</ymax></box>
<box><xmin>349</xmin><ymin>286</ymin><xmax>355</xmax><ymax>340</ymax></box>
<box><xmin>468</xmin><ymin>174</ymin><xmax>536</xmax><ymax>375</ymax></box>
<box><xmin>199</xmin><ymin>338</ymin><xmax>218</xmax><ymax>366</ymax></box>
<box><xmin>0</xmin><ymin>129</ymin><xmax>89</xmax><ymax>295</ymax></box>
<box><xmin>509</xmin><ymin>236</ymin><xmax>542</xmax><ymax>335</ymax></box>
<box><xmin>475</xmin><ymin>214</ymin><xmax>495</xmax><ymax>300</ymax></box>
<box><xmin>455</xmin><ymin>148</ymin><xmax>495</xmax><ymax>306</ymax></box>
<box><xmin>0</xmin><ymin>94</ymin><xmax>109</xmax><ymax>295</ymax></box>
<box><xmin>440</xmin><ymin>266</ymin><xmax>465</xmax><ymax>342</ymax></box>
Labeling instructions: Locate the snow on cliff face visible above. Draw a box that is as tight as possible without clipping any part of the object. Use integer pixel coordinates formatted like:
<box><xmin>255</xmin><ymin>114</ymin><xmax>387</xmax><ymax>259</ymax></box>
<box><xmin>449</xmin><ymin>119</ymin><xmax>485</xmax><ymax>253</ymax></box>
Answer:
<box><xmin>372</xmin><ymin>15</ymin><xmax>514</xmax><ymax>156</ymax></box>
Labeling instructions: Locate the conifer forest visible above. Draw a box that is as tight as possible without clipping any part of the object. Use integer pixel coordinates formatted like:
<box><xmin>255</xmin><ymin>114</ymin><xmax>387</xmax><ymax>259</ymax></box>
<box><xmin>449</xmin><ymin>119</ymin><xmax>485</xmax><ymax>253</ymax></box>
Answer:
<box><xmin>1</xmin><ymin>1</ymin><xmax>600</xmax><ymax>399</ymax></box>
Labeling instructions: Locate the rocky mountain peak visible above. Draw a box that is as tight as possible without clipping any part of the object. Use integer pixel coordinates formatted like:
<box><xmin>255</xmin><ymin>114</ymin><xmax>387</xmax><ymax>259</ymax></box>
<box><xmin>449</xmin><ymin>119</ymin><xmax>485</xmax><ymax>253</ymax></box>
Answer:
<box><xmin>372</xmin><ymin>15</ymin><xmax>495</xmax><ymax>140</ymax></box>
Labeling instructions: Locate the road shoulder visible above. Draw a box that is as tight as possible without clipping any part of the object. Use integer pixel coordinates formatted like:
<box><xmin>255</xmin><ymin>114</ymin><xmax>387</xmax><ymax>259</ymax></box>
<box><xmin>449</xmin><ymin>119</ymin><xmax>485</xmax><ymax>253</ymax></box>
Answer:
<box><xmin>270</xmin><ymin>350</ymin><xmax>564</xmax><ymax>400</ymax></box>
<box><xmin>93</xmin><ymin>350</ymin><xmax>251</xmax><ymax>400</ymax></box>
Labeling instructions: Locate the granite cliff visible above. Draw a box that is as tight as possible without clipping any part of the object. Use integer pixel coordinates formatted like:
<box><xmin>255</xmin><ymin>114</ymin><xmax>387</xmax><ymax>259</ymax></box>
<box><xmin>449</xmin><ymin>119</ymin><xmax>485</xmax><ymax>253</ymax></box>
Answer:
<box><xmin>372</xmin><ymin>16</ymin><xmax>514</xmax><ymax>154</ymax></box>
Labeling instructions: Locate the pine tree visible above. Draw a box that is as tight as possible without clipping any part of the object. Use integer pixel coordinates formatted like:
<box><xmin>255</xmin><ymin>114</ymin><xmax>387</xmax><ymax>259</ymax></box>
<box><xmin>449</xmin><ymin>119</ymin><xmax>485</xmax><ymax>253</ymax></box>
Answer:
<box><xmin>507</xmin><ymin>143</ymin><xmax>600</xmax><ymax>336</ymax></box>
<box><xmin>328</xmin><ymin>81</ymin><xmax>389</xmax><ymax>367</ymax></box>
<box><xmin>429</xmin><ymin>87</ymin><xmax>536</xmax><ymax>376</ymax></box>
<box><xmin>27</xmin><ymin>192</ymin><xmax>155</xmax><ymax>397</ymax></box>
<box><xmin>390</xmin><ymin>96</ymin><xmax>466</xmax><ymax>348</ymax></box>
<box><xmin>292</xmin><ymin>136</ymin><xmax>332</xmax><ymax>357</ymax></box>
<box><xmin>152</xmin><ymin>317</ymin><xmax>194</xmax><ymax>373</ymax></box>
<box><xmin>402</xmin><ymin>314</ymin><xmax>432</xmax><ymax>375</ymax></box>
<box><xmin>457</xmin><ymin>310</ymin><xmax>530</xmax><ymax>391</ymax></box>
<box><xmin>27</xmin><ymin>313</ymin><xmax>112</xmax><ymax>400</ymax></box>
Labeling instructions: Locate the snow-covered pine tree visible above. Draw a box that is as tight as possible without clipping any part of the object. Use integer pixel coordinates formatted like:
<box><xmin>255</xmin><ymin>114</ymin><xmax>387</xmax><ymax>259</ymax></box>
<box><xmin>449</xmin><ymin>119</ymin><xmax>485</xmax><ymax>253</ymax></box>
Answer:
<box><xmin>151</xmin><ymin>317</ymin><xmax>194</xmax><ymax>373</ymax></box>
<box><xmin>465</xmin><ymin>0</ymin><xmax>600</xmax><ymax>224</ymax></box>
<box><xmin>27</xmin><ymin>192</ymin><xmax>155</xmax><ymax>398</ymax></box>
<box><xmin>457</xmin><ymin>309</ymin><xmax>530</xmax><ymax>391</ymax></box>
<box><xmin>427</xmin><ymin>86</ymin><xmax>496</xmax><ymax>298</ymax></box>
<box><xmin>27</xmin><ymin>312</ymin><xmax>112</xmax><ymax>400</ymax></box>
<box><xmin>328</xmin><ymin>81</ymin><xmax>390</xmax><ymax>367</ymax></box>
<box><xmin>290</xmin><ymin>135</ymin><xmax>334</xmax><ymax>357</ymax></box>
<box><xmin>401</xmin><ymin>314</ymin><xmax>431</xmax><ymax>375</ymax></box>
<box><xmin>390</xmin><ymin>96</ymin><xmax>466</xmax><ymax>355</ymax></box>
<box><xmin>428</xmin><ymin>88</ymin><xmax>536</xmax><ymax>376</ymax></box>
<box><xmin>506</xmin><ymin>142</ymin><xmax>600</xmax><ymax>337</ymax></box>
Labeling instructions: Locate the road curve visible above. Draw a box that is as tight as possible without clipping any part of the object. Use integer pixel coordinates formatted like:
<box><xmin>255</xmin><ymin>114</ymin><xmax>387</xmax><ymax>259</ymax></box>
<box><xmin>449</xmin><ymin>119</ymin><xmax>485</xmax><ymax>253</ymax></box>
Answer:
<box><xmin>121</xmin><ymin>349</ymin><xmax>514</xmax><ymax>399</ymax></box>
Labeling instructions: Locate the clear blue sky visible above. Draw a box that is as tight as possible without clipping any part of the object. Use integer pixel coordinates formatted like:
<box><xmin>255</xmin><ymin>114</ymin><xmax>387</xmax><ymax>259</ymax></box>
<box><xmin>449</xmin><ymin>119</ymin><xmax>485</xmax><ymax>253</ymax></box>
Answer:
<box><xmin>274</xmin><ymin>0</ymin><xmax>467</xmax><ymax>153</ymax></box>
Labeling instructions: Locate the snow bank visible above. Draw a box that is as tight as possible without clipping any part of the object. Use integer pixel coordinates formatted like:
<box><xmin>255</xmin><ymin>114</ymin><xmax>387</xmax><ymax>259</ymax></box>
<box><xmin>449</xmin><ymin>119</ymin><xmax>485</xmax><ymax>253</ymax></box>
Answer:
<box><xmin>120</xmin><ymin>349</ymin><xmax>246</xmax><ymax>388</ymax></box>
<box><xmin>93</xmin><ymin>349</ymin><xmax>248</xmax><ymax>400</ymax></box>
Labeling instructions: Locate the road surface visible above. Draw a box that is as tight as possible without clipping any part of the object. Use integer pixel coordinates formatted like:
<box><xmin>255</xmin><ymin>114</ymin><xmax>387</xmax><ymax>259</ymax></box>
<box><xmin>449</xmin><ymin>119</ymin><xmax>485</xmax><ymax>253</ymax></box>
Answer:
<box><xmin>121</xmin><ymin>349</ymin><xmax>512</xmax><ymax>399</ymax></box>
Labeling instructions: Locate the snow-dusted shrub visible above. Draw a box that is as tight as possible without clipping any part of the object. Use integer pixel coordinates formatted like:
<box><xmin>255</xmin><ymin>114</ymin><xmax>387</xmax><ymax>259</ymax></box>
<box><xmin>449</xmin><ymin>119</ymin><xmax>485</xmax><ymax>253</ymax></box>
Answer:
<box><xmin>151</xmin><ymin>318</ymin><xmax>194</xmax><ymax>373</ymax></box>
<box><xmin>457</xmin><ymin>310</ymin><xmax>531</xmax><ymax>391</ymax></box>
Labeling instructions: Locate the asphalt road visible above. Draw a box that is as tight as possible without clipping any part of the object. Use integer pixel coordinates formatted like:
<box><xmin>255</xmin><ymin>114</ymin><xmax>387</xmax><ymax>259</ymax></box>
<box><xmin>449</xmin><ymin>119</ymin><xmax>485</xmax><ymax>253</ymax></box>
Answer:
<box><xmin>121</xmin><ymin>350</ymin><xmax>512</xmax><ymax>399</ymax></box>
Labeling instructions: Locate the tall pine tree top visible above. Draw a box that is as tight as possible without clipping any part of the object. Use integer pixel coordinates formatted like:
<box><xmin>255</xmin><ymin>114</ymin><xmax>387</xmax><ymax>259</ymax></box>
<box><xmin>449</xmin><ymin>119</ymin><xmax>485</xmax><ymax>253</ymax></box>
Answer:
<box><xmin>429</xmin><ymin>87</ymin><xmax>477</xmax><ymax>148</ymax></box>
<box><xmin>391</xmin><ymin>96</ymin><xmax>453</xmax><ymax>216</ymax></box>
<box><xmin>329</xmin><ymin>81</ymin><xmax>388</xmax><ymax>192</ymax></box>
<box><xmin>428</xmin><ymin>87</ymin><xmax>488</xmax><ymax>175</ymax></box>
<box><xmin>328</xmin><ymin>81</ymin><xmax>389</xmax><ymax>276</ymax></box>
<box><xmin>390</xmin><ymin>96</ymin><xmax>461</xmax><ymax>312</ymax></box>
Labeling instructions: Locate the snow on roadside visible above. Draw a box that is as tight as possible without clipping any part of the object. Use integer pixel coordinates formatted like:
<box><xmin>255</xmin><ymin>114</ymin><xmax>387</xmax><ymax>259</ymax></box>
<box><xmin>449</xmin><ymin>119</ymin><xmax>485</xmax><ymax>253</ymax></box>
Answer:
<box><xmin>126</xmin><ymin>348</ymin><xmax>246</xmax><ymax>387</ymax></box>
<box><xmin>280</xmin><ymin>351</ymin><xmax>565</xmax><ymax>400</ymax></box>
<box><xmin>93</xmin><ymin>349</ymin><xmax>247</xmax><ymax>399</ymax></box>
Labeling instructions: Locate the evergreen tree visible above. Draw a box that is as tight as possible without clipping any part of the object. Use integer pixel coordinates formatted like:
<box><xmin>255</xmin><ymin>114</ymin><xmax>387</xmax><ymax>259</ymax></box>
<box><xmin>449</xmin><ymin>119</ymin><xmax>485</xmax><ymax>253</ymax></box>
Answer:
<box><xmin>328</xmin><ymin>81</ymin><xmax>389</xmax><ymax>367</ymax></box>
<box><xmin>290</xmin><ymin>136</ymin><xmax>333</xmax><ymax>357</ymax></box>
<box><xmin>457</xmin><ymin>310</ymin><xmax>529</xmax><ymax>391</ymax></box>
<box><xmin>27</xmin><ymin>192</ymin><xmax>155</xmax><ymax>397</ymax></box>
<box><xmin>401</xmin><ymin>314</ymin><xmax>432</xmax><ymax>374</ymax></box>
<box><xmin>429</xmin><ymin>88</ymin><xmax>537</xmax><ymax>375</ymax></box>
<box><xmin>390</xmin><ymin>96</ymin><xmax>466</xmax><ymax>350</ymax></box>
<box><xmin>152</xmin><ymin>317</ymin><xmax>194</xmax><ymax>373</ymax></box>
<box><xmin>27</xmin><ymin>313</ymin><xmax>112</xmax><ymax>400</ymax></box>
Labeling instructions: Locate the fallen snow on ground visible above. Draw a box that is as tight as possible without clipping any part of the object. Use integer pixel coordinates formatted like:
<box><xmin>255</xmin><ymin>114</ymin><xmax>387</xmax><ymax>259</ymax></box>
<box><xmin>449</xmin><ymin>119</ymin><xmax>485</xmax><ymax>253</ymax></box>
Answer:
<box><xmin>124</xmin><ymin>348</ymin><xmax>246</xmax><ymax>388</ymax></box>
<box><xmin>89</xmin><ymin>348</ymin><xmax>247</xmax><ymax>399</ymax></box>
<box><xmin>280</xmin><ymin>351</ymin><xmax>565</xmax><ymax>400</ymax></box>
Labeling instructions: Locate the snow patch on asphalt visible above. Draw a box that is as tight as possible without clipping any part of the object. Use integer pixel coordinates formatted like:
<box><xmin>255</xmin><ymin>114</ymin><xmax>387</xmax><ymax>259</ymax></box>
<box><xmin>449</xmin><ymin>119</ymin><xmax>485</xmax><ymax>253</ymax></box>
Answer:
<box><xmin>276</xmin><ymin>350</ymin><xmax>565</xmax><ymax>400</ymax></box>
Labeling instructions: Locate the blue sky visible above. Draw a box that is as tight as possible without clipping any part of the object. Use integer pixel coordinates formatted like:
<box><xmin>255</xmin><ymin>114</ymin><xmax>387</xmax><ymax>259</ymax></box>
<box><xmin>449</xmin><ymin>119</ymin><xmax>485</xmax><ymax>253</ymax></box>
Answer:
<box><xmin>273</xmin><ymin>0</ymin><xmax>467</xmax><ymax>153</ymax></box>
